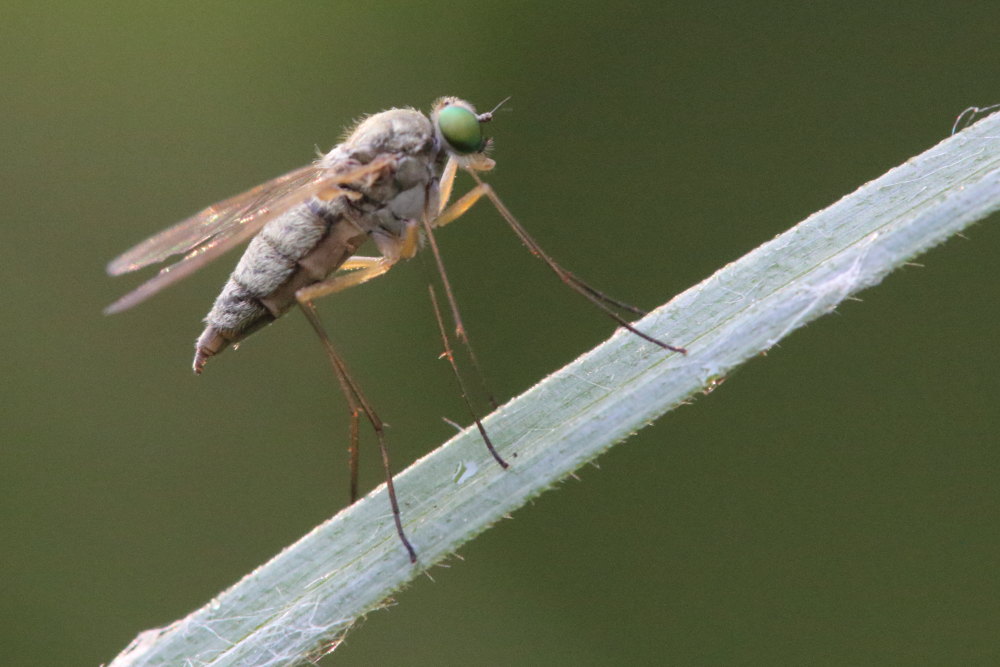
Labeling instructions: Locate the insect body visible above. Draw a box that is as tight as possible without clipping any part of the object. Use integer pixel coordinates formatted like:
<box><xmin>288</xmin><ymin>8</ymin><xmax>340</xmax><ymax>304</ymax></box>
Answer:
<box><xmin>195</xmin><ymin>108</ymin><xmax>448</xmax><ymax>372</ymax></box>
<box><xmin>107</xmin><ymin>97</ymin><xmax>684</xmax><ymax>562</ymax></box>
<box><xmin>108</xmin><ymin>98</ymin><xmax>495</xmax><ymax>373</ymax></box>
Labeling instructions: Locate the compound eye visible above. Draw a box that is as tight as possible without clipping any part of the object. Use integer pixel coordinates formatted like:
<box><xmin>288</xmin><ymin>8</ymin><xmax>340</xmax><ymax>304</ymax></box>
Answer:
<box><xmin>437</xmin><ymin>105</ymin><xmax>484</xmax><ymax>154</ymax></box>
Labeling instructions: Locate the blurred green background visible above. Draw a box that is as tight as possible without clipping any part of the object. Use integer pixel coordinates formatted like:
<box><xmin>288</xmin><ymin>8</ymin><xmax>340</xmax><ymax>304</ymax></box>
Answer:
<box><xmin>3</xmin><ymin>2</ymin><xmax>999</xmax><ymax>665</ymax></box>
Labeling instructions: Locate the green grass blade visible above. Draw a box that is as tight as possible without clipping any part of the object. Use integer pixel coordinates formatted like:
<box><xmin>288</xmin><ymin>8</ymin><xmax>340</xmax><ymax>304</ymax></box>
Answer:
<box><xmin>109</xmin><ymin>112</ymin><xmax>1000</xmax><ymax>667</ymax></box>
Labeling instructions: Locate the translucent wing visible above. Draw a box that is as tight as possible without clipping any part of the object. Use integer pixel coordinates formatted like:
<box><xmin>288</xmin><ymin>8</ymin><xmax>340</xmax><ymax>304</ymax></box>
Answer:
<box><xmin>107</xmin><ymin>163</ymin><xmax>324</xmax><ymax>276</ymax></box>
<box><xmin>105</xmin><ymin>156</ymin><xmax>392</xmax><ymax>314</ymax></box>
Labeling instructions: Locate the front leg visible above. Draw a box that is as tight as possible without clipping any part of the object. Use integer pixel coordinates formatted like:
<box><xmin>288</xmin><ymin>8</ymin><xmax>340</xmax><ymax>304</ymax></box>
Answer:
<box><xmin>432</xmin><ymin>173</ymin><xmax>686</xmax><ymax>354</ymax></box>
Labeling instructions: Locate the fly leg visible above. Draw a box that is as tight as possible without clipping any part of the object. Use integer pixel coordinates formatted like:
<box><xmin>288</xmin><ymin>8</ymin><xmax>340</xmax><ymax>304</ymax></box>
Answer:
<box><xmin>424</xmin><ymin>158</ymin><xmax>497</xmax><ymax>410</ymax></box>
<box><xmin>418</xmin><ymin>166</ymin><xmax>507</xmax><ymax>468</ymax></box>
<box><xmin>433</xmin><ymin>172</ymin><xmax>687</xmax><ymax>355</ymax></box>
<box><xmin>296</xmin><ymin>256</ymin><xmax>393</xmax><ymax>303</ymax></box>
<box><xmin>298</xmin><ymin>256</ymin><xmax>388</xmax><ymax>504</ymax></box>
<box><xmin>427</xmin><ymin>283</ymin><xmax>508</xmax><ymax>469</ymax></box>
<box><xmin>296</xmin><ymin>220</ymin><xmax>419</xmax><ymax>303</ymax></box>
<box><xmin>295</xmin><ymin>256</ymin><xmax>417</xmax><ymax>563</ymax></box>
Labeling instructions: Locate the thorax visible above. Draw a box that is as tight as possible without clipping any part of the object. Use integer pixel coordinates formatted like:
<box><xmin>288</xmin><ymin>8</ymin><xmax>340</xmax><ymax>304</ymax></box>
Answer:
<box><xmin>317</xmin><ymin>108</ymin><xmax>446</xmax><ymax>236</ymax></box>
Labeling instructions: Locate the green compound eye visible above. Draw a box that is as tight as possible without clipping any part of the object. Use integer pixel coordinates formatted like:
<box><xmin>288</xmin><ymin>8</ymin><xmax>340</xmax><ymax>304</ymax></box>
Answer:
<box><xmin>438</xmin><ymin>105</ymin><xmax>484</xmax><ymax>154</ymax></box>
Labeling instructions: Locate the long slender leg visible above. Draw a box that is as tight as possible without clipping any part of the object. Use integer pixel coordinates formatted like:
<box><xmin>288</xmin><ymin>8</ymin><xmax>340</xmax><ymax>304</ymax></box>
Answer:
<box><xmin>431</xmin><ymin>159</ymin><xmax>476</xmax><ymax>337</ymax></box>
<box><xmin>296</xmin><ymin>295</ymin><xmax>417</xmax><ymax>563</ymax></box>
<box><xmin>311</xmin><ymin>310</ymin><xmax>363</xmax><ymax>503</ymax></box>
<box><xmin>428</xmin><ymin>284</ymin><xmax>508</xmax><ymax>468</ymax></box>
<box><xmin>292</xmin><ymin>258</ymin><xmax>394</xmax><ymax>501</ymax></box>
<box><xmin>422</xmin><ymin>161</ymin><xmax>498</xmax><ymax>409</ymax></box>
<box><xmin>434</xmin><ymin>175</ymin><xmax>687</xmax><ymax>354</ymax></box>
<box><xmin>435</xmin><ymin>186</ymin><xmax>643</xmax><ymax>315</ymax></box>
<box><xmin>417</xmin><ymin>215</ymin><xmax>499</xmax><ymax>409</ymax></box>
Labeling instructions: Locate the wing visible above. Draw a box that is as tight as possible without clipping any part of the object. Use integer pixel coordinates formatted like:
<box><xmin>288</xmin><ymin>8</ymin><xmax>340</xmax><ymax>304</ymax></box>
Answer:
<box><xmin>107</xmin><ymin>163</ymin><xmax>324</xmax><ymax>276</ymax></box>
<box><xmin>105</xmin><ymin>156</ymin><xmax>393</xmax><ymax>314</ymax></box>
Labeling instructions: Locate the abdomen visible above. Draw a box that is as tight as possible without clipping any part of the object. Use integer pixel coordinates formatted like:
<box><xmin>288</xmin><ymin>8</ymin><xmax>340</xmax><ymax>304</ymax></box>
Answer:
<box><xmin>194</xmin><ymin>201</ymin><xmax>368</xmax><ymax>373</ymax></box>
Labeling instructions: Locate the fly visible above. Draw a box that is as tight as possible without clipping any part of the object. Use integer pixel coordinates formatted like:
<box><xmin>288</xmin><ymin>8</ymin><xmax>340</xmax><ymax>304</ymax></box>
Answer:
<box><xmin>106</xmin><ymin>96</ymin><xmax>685</xmax><ymax>562</ymax></box>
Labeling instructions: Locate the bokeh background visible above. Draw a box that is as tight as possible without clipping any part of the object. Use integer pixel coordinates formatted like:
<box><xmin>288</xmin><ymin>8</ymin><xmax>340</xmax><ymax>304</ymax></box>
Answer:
<box><xmin>3</xmin><ymin>2</ymin><xmax>999</xmax><ymax>665</ymax></box>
